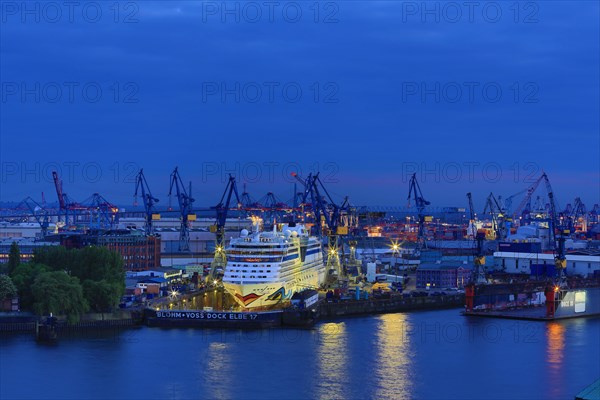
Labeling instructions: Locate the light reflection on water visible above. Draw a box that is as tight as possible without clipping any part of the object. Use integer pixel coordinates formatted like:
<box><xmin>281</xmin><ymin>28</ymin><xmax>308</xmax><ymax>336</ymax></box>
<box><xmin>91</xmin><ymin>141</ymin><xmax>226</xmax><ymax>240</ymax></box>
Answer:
<box><xmin>315</xmin><ymin>322</ymin><xmax>349</xmax><ymax>399</ymax></box>
<box><xmin>1</xmin><ymin>310</ymin><xmax>598</xmax><ymax>400</ymax></box>
<box><xmin>202</xmin><ymin>341</ymin><xmax>234</xmax><ymax>399</ymax></box>
<box><xmin>546</xmin><ymin>322</ymin><xmax>566</xmax><ymax>398</ymax></box>
<box><xmin>375</xmin><ymin>314</ymin><xmax>414</xmax><ymax>399</ymax></box>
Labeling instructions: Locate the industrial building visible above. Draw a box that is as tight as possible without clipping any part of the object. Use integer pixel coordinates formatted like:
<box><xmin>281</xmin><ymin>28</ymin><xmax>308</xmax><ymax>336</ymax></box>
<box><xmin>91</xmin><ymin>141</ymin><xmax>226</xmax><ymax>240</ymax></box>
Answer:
<box><xmin>416</xmin><ymin>261</ymin><xmax>473</xmax><ymax>289</ymax></box>
<box><xmin>0</xmin><ymin>238</ymin><xmax>59</xmax><ymax>264</ymax></box>
<box><xmin>493</xmin><ymin>248</ymin><xmax>600</xmax><ymax>277</ymax></box>
<box><xmin>97</xmin><ymin>232</ymin><xmax>161</xmax><ymax>271</ymax></box>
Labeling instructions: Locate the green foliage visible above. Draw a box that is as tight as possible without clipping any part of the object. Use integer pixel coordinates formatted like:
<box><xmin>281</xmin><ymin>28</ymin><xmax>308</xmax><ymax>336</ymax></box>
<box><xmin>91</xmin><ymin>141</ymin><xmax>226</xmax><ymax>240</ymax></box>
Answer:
<box><xmin>0</xmin><ymin>274</ymin><xmax>17</xmax><ymax>301</ymax></box>
<box><xmin>32</xmin><ymin>246</ymin><xmax>125</xmax><ymax>312</ymax></box>
<box><xmin>83</xmin><ymin>279</ymin><xmax>121</xmax><ymax>312</ymax></box>
<box><xmin>31</xmin><ymin>271</ymin><xmax>89</xmax><ymax>324</ymax></box>
<box><xmin>8</xmin><ymin>242</ymin><xmax>20</xmax><ymax>275</ymax></box>
<box><xmin>10</xmin><ymin>263</ymin><xmax>48</xmax><ymax>310</ymax></box>
<box><xmin>34</xmin><ymin>246</ymin><xmax>124</xmax><ymax>285</ymax></box>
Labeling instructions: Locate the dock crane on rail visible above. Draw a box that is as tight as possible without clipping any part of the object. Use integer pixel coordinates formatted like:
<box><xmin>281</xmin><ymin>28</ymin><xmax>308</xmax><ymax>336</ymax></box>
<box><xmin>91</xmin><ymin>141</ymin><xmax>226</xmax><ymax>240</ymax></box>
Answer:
<box><xmin>407</xmin><ymin>173</ymin><xmax>430</xmax><ymax>251</ymax></box>
<box><xmin>512</xmin><ymin>174</ymin><xmax>547</xmax><ymax>223</ymax></box>
<box><xmin>466</xmin><ymin>192</ymin><xmax>488</xmax><ymax>284</ymax></box>
<box><xmin>563</xmin><ymin>197</ymin><xmax>587</xmax><ymax>233</ymax></box>
<box><xmin>80</xmin><ymin>193</ymin><xmax>119</xmax><ymax>229</ymax></box>
<box><xmin>209</xmin><ymin>174</ymin><xmax>242</xmax><ymax>280</ymax></box>
<box><xmin>482</xmin><ymin>192</ymin><xmax>506</xmax><ymax>240</ymax></box>
<box><xmin>541</xmin><ymin>174</ymin><xmax>568</xmax><ymax>288</ymax></box>
<box><xmin>467</xmin><ymin>192</ymin><xmax>489</xmax><ymax>284</ymax></box>
<box><xmin>16</xmin><ymin>196</ymin><xmax>50</xmax><ymax>238</ymax></box>
<box><xmin>466</xmin><ymin>192</ymin><xmax>477</xmax><ymax>239</ymax></box>
<box><xmin>134</xmin><ymin>169</ymin><xmax>160</xmax><ymax>235</ymax></box>
<box><xmin>292</xmin><ymin>172</ymin><xmax>350</xmax><ymax>278</ymax></box>
<box><xmin>51</xmin><ymin>170</ymin><xmax>117</xmax><ymax>230</ymax></box>
<box><xmin>168</xmin><ymin>167</ymin><xmax>195</xmax><ymax>252</ymax></box>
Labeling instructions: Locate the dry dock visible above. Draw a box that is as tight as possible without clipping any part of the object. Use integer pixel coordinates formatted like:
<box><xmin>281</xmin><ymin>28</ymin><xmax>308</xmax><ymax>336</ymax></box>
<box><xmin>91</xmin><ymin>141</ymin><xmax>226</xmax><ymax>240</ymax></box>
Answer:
<box><xmin>319</xmin><ymin>294</ymin><xmax>465</xmax><ymax>319</ymax></box>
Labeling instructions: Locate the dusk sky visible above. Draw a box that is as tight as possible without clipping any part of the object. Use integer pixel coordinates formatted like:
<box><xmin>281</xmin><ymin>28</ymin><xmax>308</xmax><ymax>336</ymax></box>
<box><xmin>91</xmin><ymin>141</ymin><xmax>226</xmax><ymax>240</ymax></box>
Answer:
<box><xmin>1</xmin><ymin>1</ymin><xmax>599</xmax><ymax>210</ymax></box>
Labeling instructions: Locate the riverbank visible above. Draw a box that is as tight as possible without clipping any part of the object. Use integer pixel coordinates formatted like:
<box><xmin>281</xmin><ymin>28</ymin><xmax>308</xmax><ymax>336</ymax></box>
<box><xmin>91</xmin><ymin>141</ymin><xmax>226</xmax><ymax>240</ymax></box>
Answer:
<box><xmin>0</xmin><ymin>311</ymin><xmax>138</xmax><ymax>333</ymax></box>
<box><xmin>1</xmin><ymin>292</ymin><xmax>466</xmax><ymax>333</ymax></box>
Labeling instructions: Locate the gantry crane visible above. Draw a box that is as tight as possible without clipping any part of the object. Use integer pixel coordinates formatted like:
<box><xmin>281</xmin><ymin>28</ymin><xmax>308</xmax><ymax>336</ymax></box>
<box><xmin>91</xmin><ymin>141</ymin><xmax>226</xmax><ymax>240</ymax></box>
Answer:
<box><xmin>209</xmin><ymin>174</ymin><xmax>241</xmax><ymax>279</ymax></box>
<box><xmin>168</xmin><ymin>167</ymin><xmax>195</xmax><ymax>252</ymax></box>
<box><xmin>257</xmin><ymin>192</ymin><xmax>289</xmax><ymax>226</ymax></box>
<box><xmin>292</xmin><ymin>172</ymin><xmax>350</xmax><ymax>277</ymax></box>
<box><xmin>134</xmin><ymin>169</ymin><xmax>159</xmax><ymax>235</ymax></box>
<box><xmin>407</xmin><ymin>173</ymin><xmax>430</xmax><ymax>250</ymax></box>
<box><xmin>51</xmin><ymin>170</ymin><xmax>116</xmax><ymax>230</ymax></box>
<box><xmin>564</xmin><ymin>197</ymin><xmax>587</xmax><ymax>232</ymax></box>
<box><xmin>15</xmin><ymin>196</ymin><xmax>50</xmax><ymax>237</ymax></box>
<box><xmin>482</xmin><ymin>192</ymin><xmax>506</xmax><ymax>240</ymax></box>
<box><xmin>80</xmin><ymin>193</ymin><xmax>119</xmax><ymax>230</ymax></box>
<box><xmin>542</xmin><ymin>174</ymin><xmax>568</xmax><ymax>287</ymax></box>
<box><xmin>513</xmin><ymin>174</ymin><xmax>546</xmax><ymax>222</ymax></box>
<box><xmin>465</xmin><ymin>192</ymin><xmax>488</xmax><ymax>283</ymax></box>
<box><xmin>466</xmin><ymin>192</ymin><xmax>476</xmax><ymax>239</ymax></box>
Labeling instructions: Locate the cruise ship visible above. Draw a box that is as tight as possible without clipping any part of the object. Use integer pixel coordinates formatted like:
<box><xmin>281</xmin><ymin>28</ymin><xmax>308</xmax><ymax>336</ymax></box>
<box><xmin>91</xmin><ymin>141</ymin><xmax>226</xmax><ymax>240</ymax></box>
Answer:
<box><xmin>222</xmin><ymin>221</ymin><xmax>326</xmax><ymax>309</ymax></box>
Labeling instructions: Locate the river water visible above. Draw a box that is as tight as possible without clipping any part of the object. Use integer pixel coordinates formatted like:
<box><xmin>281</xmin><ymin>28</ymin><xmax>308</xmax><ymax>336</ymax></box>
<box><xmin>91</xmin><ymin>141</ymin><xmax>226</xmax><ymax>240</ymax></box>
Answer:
<box><xmin>1</xmin><ymin>309</ymin><xmax>598</xmax><ymax>400</ymax></box>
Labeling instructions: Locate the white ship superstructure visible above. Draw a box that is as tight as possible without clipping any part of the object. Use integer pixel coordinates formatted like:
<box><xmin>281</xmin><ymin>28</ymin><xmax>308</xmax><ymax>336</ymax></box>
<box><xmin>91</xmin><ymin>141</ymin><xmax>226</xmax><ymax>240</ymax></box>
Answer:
<box><xmin>222</xmin><ymin>221</ymin><xmax>326</xmax><ymax>308</ymax></box>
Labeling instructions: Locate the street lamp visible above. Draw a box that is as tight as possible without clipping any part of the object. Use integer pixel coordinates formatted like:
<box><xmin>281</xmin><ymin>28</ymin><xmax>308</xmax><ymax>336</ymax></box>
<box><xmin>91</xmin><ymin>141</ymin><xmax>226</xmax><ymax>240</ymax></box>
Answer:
<box><xmin>390</xmin><ymin>240</ymin><xmax>400</xmax><ymax>287</ymax></box>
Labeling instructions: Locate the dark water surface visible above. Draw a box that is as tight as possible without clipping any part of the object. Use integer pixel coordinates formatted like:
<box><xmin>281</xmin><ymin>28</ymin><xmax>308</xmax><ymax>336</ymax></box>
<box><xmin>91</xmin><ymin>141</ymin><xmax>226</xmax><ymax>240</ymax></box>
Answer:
<box><xmin>1</xmin><ymin>309</ymin><xmax>598</xmax><ymax>400</ymax></box>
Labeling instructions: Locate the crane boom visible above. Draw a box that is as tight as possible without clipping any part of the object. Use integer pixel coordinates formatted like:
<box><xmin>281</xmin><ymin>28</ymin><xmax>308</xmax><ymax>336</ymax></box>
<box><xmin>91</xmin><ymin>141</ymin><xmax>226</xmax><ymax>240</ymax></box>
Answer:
<box><xmin>52</xmin><ymin>171</ymin><xmax>66</xmax><ymax>210</ymax></box>
<box><xmin>209</xmin><ymin>174</ymin><xmax>242</xmax><ymax>279</ymax></box>
<box><xmin>168</xmin><ymin>167</ymin><xmax>195</xmax><ymax>252</ymax></box>
<box><xmin>134</xmin><ymin>169</ymin><xmax>159</xmax><ymax>235</ymax></box>
<box><xmin>407</xmin><ymin>173</ymin><xmax>430</xmax><ymax>249</ymax></box>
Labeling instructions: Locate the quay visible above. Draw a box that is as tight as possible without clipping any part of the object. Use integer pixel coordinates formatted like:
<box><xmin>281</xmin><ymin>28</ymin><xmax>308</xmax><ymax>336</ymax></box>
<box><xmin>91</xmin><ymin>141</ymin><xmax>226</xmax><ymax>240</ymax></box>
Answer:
<box><xmin>142</xmin><ymin>292</ymin><xmax>466</xmax><ymax>328</ymax></box>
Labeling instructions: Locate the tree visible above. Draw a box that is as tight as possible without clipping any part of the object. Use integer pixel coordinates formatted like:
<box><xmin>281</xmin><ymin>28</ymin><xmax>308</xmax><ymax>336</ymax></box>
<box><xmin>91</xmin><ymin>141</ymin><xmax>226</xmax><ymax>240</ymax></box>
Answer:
<box><xmin>6</xmin><ymin>246</ymin><xmax>127</xmax><ymax>318</ymax></box>
<box><xmin>34</xmin><ymin>246</ymin><xmax>125</xmax><ymax>286</ymax></box>
<box><xmin>10</xmin><ymin>263</ymin><xmax>48</xmax><ymax>310</ymax></box>
<box><xmin>8</xmin><ymin>242</ymin><xmax>20</xmax><ymax>275</ymax></box>
<box><xmin>33</xmin><ymin>246</ymin><xmax>125</xmax><ymax>309</ymax></box>
<box><xmin>83</xmin><ymin>279</ymin><xmax>121</xmax><ymax>312</ymax></box>
<box><xmin>31</xmin><ymin>271</ymin><xmax>88</xmax><ymax>324</ymax></box>
<box><xmin>0</xmin><ymin>275</ymin><xmax>17</xmax><ymax>301</ymax></box>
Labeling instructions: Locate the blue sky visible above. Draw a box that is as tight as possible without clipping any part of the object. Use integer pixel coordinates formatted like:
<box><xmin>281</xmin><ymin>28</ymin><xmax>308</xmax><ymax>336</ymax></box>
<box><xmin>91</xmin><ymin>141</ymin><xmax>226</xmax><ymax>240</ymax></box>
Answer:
<box><xmin>1</xmin><ymin>1</ymin><xmax>598</xmax><ymax>210</ymax></box>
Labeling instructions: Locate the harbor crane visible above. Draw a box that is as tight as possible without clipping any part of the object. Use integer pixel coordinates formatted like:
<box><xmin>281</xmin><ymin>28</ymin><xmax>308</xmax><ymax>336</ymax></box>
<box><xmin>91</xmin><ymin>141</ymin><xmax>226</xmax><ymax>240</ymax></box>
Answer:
<box><xmin>168</xmin><ymin>167</ymin><xmax>195</xmax><ymax>252</ymax></box>
<box><xmin>407</xmin><ymin>173</ymin><xmax>430</xmax><ymax>250</ymax></box>
<box><xmin>466</xmin><ymin>192</ymin><xmax>477</xmax><ymax>239</ymax></box>
<box><xmin>542</xmin><ymin>174</ymin><xmax>568</xmax><ymax>288</ymax></box>
<box><xmin>51</xmin><ymin>170</ymin><xmax>117</xmax><ymax>230</ymax></box>
<box><xmin>564</xmin><ymin>197</ymin><xmax>587</xmax><ymax>232</ymax></box>
<box><xmin>292</xmin><ymin>172</ymin><xmax>350</xmax><ymax>277</ymax></box>
<box><xmin>466</xmin><ymin>192</ymin><xmax>488</xmax><ymax>284</ymax></box>
<box><xmin>499</xmin><ymin>187</ymin><xmax>528</xmax><ymax>216</ymax></box>
<box><xmin>15</xmin><ymin>196</ymin><xmax>50</xmax><ymax>237</ymax></box>
<box><xmin>482</xmin><ymin>192</ymin><xmax>507</xmax><ymax>240</ymax></box>
<box><xmin>134</xmin><ymin>169</ymin><xmax>159</xmax><ymax>235</ymax></box>
<box><xmin>209</xmin><ymin>174</ymin><xmax>242</xmax><ymax>279</ymax></box>
<box><xmin>80</xmin><ymin>193</ymin><xmax>119</xmax><ymax>230</ymax></box>
<box><xmin>512</xmin><ymin>174</ymin><xmax>546</xmax><ymax>222</ymax></box>
<box><xmin>257</xmin><ymin>192</ymin><xmax>289</xmax><ymax>226</ymax></box>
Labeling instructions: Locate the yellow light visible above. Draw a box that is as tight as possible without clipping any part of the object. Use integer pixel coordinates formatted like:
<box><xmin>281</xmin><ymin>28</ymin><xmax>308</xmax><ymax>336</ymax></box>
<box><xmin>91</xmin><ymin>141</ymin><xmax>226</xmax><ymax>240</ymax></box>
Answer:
<box><xmin>554</xmin><ymin>286</ymin><xmax>560</xmax><ymax>292</ymax></box>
